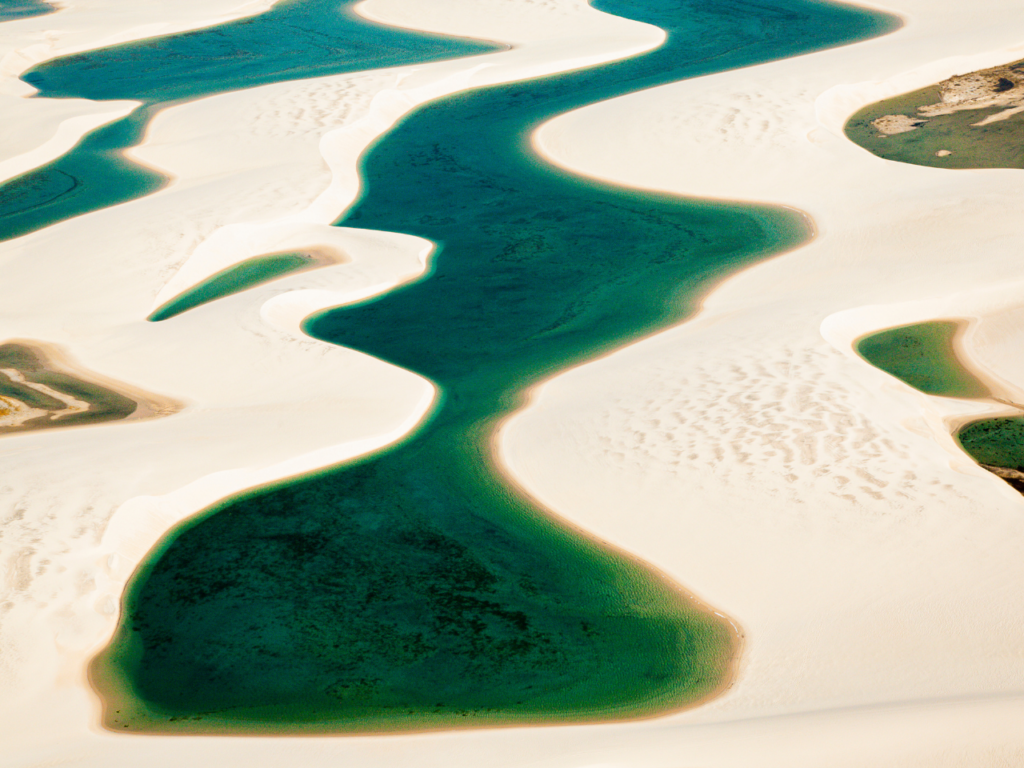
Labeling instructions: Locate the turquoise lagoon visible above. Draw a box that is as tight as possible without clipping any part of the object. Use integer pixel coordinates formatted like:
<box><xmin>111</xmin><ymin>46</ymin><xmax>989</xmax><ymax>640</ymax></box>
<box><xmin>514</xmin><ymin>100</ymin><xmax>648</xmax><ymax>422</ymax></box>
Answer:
<box><xmin>76</xmin><ymin>0</ymin><xmax>900</xmax><ymax>733</ymax></box>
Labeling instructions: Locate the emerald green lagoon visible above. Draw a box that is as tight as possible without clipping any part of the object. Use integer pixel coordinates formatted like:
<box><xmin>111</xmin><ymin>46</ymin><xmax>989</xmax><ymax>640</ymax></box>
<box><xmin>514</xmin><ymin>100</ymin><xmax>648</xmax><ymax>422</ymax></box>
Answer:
<box><xmin>86</xmin><ymin>0</ymin><xmax>899</xmax><ymax>734</ymax></box>
<box><xmin>148</xmin><ymin>252</ymin><xmax>324</xmax><ymax>322</ymax></box>
<box><xmin>845</xmin><ymin>82</ymin><xmax>1024</xmax><ymax>169</ymax></box>
<box><xmin>856</xmin><ymin>320</ymin><xmax>988</xmax><ymax>398</ymax></box>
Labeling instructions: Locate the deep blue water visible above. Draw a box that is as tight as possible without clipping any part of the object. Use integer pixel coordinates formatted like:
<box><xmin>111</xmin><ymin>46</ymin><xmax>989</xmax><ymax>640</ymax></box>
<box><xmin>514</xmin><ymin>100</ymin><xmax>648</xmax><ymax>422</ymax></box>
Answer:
<box><xmin>50</xmin><ymin>0</ymin><xmax>901</xmax><ymax>733</ymax></box>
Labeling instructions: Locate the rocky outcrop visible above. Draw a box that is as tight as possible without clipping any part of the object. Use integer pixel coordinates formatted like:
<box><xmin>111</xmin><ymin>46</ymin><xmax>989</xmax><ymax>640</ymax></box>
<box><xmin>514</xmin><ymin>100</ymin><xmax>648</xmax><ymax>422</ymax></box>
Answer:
<box><xmin>921</xmin><ymin>60</ymin><xmax>1024</xmax><ymax>115</ymax></box>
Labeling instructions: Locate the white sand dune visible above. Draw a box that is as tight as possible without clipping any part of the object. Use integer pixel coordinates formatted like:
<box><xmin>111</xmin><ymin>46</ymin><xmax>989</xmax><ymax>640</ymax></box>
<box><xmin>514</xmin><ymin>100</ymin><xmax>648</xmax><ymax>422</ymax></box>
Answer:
<box><xmin>4</xmin><ymin>0</ymin><xmax>1024</xmax><ymax>765</ymax></box>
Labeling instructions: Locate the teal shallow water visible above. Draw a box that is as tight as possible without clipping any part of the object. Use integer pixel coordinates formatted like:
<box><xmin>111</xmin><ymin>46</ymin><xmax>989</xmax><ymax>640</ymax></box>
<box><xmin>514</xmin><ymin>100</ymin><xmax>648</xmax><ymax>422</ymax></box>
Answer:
<box><xmin>0</xmin><ymin>107</ymin><xmax>164</xmax><ymax>243</ymax></box>
<box><xmin>0</xmin><ymin>0</ymin><xmax>53</xmax><ymax>21</ymax></box>
<box><xmin>89</xmin><ymin>0</ymin><xmax>899</xmax><ymax>733</ymax></box>
<box><xmin>19</xmin><ymin>0</ymin><xmax>498</xmax><ymax>102</ymax></box>
<box><xmin>0</xmin><ymin>0</ymin><xmax>498</xmax><ymax>242</ymax></box>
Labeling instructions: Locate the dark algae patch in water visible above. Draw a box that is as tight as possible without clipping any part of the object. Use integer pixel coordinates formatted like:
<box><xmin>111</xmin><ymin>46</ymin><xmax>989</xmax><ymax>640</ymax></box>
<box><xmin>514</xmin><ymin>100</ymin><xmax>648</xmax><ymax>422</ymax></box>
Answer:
<box><xmin>845</xmin><ymin>59</ymin><xmax>1024</xmax><ymax>169</ymax></box>
<box><xmin>93</xmin><ymin>0</ymin><xmax>899</xmax><ymax>735</ymax></box>
<box><xmin>856</xmin><ymin>320</ymin><xmax>988</xmax><ymax>398</ymax></box>
<box><xmin>0</xmin><ymin>0</ymin><xmax>499</xmax><ymax>243</ymax></box>
<box><xmin>958</xmin><ymin>418</ymin><xmax>1024</xmax><ymax>471</ymax></box>
<box><xmin>94</xmin><ymin>453</ymin><xmax>734</xmax><ymax>732</ymax></box>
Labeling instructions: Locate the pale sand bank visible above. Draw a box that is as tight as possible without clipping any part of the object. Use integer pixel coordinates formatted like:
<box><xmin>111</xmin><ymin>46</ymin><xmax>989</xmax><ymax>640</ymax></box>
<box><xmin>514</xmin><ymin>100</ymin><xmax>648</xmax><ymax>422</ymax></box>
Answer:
<box><xmin>5</xmin><ymin>0</ymin><xmax>1024</xmax><ymax>765</ymax></box>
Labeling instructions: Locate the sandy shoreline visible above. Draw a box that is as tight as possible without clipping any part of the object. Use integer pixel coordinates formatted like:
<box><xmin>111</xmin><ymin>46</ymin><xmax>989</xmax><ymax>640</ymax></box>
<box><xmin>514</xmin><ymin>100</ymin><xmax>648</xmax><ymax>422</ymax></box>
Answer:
<box><xmin>489</xmin><ymin>402</ymin><xmax>746</xmax><ymax>720</ymax></box>
<box><xmin>5</xmin><ymin>0</ymin><xmax>1024</xmax><ymax>765</ymax></box>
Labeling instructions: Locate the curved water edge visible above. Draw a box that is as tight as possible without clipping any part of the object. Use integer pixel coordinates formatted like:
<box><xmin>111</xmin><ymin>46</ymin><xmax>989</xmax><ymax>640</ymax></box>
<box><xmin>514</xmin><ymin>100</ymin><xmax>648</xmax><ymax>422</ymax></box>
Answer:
<box><xmin>148</xmin><ymin>249</ymin><xmax>346</xmax><ymax>322</ymax></box>
<box><xmin>0</xmin><ymin>0</ymin><xmax>501</xmax><ymax>243</ymax></box>
<box><xmin>957</xmin><ymin>417</ymin><xmax>1024</xmax><ymax>494</ymax></box>
<box><xmin>84</xmin><ymin>0</ymin><xmax>901</xmax><ymax>734</ymax></box>
<box><xmin>855</xmin><ymin>320</ymin><xmax>989</xmax><ymax>399</ymax></box>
